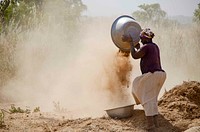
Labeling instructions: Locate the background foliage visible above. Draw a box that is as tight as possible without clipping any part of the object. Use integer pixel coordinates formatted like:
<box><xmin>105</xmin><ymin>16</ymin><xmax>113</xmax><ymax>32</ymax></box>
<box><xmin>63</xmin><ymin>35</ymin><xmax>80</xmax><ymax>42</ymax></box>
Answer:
<box><xmin>194</xmin><ymin>3</ymin><xmax>200</xmax><ymax>23</ymax></box>
<box><xmin>0</xmin><ymin>0</ymin><xmax>87</xmax><ymax>86</ymax></box>
<box><xmin>132</xmin><ymin>3</ymin><xmax>166</xmax><ymax>23</ymax></box>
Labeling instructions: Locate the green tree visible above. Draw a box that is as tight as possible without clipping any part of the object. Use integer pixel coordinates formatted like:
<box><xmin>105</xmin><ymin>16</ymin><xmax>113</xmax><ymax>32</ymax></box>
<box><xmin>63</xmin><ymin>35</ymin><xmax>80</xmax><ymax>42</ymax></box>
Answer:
<box><xmin>0</xmin><ymin>0</ymin><xmax>10</xmax><ymax>31</ymax></box>
<box><xmin>194</xmin><ymin>3</ymin><xmax>200</xmax><ymax>23</ymax></box>
<box><xmin>0</xmin><ymin>0</ymin><xmax>87</xmax><ymax>86</ymax></box>
<box><xmin>0</xmin><ymin>0</ymin><xmax>87</xmax><ymax>32</ymax></box>
<box><xmin>0</xmin><ymin>0</ymin><xmax>42</xmax><ymax>32</ymax></box>
<box><xmin>44</xmin><ymin>0</ymin><xmax>86</xmax><ymax>31</ymax></box>
<box><xmin>132</xmin><ymin>3</ymin><xmax>166</xmax><ymax>23</ymax></box>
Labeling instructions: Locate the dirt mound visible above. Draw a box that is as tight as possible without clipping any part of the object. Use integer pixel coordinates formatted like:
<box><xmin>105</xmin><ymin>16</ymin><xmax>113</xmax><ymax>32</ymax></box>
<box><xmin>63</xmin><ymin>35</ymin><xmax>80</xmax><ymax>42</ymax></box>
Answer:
<box><xmin>158</xmin><ymin>81</ymin><xmax>200</xmax><ymax>120</ymax></box>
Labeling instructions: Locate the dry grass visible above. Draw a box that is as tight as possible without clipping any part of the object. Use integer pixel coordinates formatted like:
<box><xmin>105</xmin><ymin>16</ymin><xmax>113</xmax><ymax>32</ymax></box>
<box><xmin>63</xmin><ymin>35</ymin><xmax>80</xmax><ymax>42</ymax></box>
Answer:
<box><xmin>148</xmin><ymin>22</ymin><xmax>200</xmax><ymax>86</ymax></box>
<box><xmin>0</xmin><ymin>33</ymin><xmax>17</xmax><ymax>87</ymax></box>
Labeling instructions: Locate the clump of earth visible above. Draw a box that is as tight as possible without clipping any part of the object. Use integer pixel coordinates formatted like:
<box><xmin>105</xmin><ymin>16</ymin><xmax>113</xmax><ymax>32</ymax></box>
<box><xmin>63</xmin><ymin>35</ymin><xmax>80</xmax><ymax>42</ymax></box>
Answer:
<box><xmin>158</xmin><ymin>81</ymin><xmax>200</xmax><ymax>131</ymax></box>
<box><xmin>159</xmin><ymin>81</ymin><xmax>200</xmax><ymax>119</ymax></box>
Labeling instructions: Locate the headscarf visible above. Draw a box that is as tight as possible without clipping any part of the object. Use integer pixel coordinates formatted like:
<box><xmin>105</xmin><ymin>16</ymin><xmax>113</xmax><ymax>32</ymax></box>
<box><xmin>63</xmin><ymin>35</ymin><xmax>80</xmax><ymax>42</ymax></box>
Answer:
<box><xmin>140</xmin><ymin>28</ymin><xmax>155</xmax><ymax>39</ymax></box>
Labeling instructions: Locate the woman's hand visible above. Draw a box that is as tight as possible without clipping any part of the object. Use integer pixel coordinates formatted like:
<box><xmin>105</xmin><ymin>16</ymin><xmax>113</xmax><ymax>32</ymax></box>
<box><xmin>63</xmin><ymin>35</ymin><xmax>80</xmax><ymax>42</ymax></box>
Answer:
<box><xmin>135</xmin><ymin>43</ymin><xmax>140</xmax><ymax>50</ymax></box>
<box><xmin>122</xmin><ymin>35</ymin><xmax>132</xmax><ymax>42</ymax></box>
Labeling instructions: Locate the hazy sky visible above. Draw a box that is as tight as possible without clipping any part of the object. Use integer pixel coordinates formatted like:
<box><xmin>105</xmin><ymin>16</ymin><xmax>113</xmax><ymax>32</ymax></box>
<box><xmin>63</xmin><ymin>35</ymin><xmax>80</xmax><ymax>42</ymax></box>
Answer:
<box><xmin>82</xmin><ymin>0</ymin><xmax>200</xmax><ymax>17</ymax></box>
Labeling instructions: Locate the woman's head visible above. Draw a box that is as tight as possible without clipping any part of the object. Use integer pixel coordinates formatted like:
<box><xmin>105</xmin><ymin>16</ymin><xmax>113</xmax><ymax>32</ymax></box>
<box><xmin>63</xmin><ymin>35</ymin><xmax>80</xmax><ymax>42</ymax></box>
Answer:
<box><xmin>140</xmin><ymin>28</ymin><xmax>154</xmax><ymax>44</ymax></box>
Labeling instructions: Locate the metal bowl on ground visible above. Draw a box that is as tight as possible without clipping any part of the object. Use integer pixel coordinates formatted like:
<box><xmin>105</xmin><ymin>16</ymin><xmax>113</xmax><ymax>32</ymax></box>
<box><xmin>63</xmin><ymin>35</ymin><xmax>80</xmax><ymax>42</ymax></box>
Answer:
<box><xmin>111</xmin><ymin>15</ymin><xmax>142</xmax><ymax>52</ymax></box>
<box><xmin>105</xmin><ymin>104</ymin><xmax>134</xmax><ymax>119</ymax></box>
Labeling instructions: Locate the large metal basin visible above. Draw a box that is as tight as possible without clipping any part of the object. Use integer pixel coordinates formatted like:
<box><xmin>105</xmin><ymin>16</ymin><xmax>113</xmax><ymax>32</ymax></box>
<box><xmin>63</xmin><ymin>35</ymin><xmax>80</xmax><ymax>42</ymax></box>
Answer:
<box><xmin>105</xmin><ymin>104</ymin><xmax>134</xmax><ymax>119</ymax></box>
<box><xmin>111</xmin><ymin>15</ymin><xmax>142</xmax><ymax>52</ymax></box>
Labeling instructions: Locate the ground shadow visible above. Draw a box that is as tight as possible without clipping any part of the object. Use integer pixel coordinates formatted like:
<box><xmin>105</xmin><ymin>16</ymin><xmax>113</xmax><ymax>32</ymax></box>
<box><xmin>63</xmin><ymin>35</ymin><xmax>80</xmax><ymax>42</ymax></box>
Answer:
<box><xmin>157</xmin><ymin>113</ymin><xmax>182</xmax><ymax>132</ymax></box>
<box><xmin>122</xmin><ymin>109</ymin><xmax>182</xmax><ymax>132</ymax></box>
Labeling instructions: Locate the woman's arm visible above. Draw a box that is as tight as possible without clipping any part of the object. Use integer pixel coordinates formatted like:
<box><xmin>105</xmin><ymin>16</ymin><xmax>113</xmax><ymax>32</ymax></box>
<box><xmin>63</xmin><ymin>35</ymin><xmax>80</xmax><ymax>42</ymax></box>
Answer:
<box><xmin>130</xmin><ymin>43</ymin><xmax>146</xmax><ymax>59</ymax></box>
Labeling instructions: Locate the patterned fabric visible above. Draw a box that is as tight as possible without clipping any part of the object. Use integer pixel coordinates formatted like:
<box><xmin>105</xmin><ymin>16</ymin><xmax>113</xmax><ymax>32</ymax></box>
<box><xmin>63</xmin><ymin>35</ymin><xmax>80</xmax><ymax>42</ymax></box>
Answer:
<box><xmin>140</xmin><ymin>28</ymin><xmax>155</xmax><ymax>39</ymax></box>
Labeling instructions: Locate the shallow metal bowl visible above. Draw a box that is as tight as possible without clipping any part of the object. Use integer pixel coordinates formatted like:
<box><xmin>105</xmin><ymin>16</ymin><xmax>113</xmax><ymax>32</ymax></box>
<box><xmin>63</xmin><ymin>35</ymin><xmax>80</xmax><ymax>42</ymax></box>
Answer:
<box><xmin>111</xmin><ymin>15</ymin><xmax>142</xmax><ymax>52</ymax></box>
<box><xmin>105</xmin><ymin>104</ymin><xmax>134</xmax><ymax>119</ymax></box>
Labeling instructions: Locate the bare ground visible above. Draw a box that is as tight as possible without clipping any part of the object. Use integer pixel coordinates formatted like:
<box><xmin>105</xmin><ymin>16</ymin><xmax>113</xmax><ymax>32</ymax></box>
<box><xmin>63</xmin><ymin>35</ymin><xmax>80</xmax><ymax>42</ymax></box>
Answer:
<box><xmin>0</xmin><ymin>81</ymin><xmax>200</xmax><ymax>132</ymax></box>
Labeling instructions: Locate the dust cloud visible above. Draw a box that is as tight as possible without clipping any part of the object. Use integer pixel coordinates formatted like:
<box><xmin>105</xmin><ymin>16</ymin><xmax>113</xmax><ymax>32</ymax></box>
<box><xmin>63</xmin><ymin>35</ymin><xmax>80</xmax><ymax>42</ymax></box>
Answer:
<box><xmin>2</xmin><ymin>1</ymin><xmax>200</xmax><ymax>118</ymax></box>
<box><xmin>1</xmin><ymin>2</ymin><xmax>135</xmax><ymax>118</ymax></box>
<box><xmin>152</xmin><ymin>23</ymin><xmax>200</xmax><ymax>93</ymax></box>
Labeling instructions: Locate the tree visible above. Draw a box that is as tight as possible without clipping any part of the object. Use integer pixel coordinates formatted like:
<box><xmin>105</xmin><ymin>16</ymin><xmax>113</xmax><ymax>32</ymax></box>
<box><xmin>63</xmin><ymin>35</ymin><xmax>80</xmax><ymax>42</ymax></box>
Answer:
<box><xmin>0</xmin><ymin>0</ymin><xmax>10</xmax><ymax>31</ymax></box>
<box><xmin>132</xmin><ymin>3</ymin><xmax>166</xmax><ymax>23</ymax></box>
<box><xmin>0</xmin><ymin>0</ymin><xmax>42</xmax><ymax>32</ymax></box>
<box><xmin>194</xmin><ymin>3</ymin><xmax>200</xmax><ymax>23</ymax></box>
<box><xmin>0</xmin><ymin>0</ymin><xmax>87</xmax><ymax>33</ymax></box>
<box><xmin>0</xmin><ymin>0</ymin><xmax>87</xmax><ymax>85</ymax></box>
<box><xmin>44</xmin><ymin>0</ymin><xmax>87</xmax><ymax>30</ymax></box>
<box><xmin>64</xmin><ymin>0</ymin><xmax>87</xmax><ymax>32</ymax></box>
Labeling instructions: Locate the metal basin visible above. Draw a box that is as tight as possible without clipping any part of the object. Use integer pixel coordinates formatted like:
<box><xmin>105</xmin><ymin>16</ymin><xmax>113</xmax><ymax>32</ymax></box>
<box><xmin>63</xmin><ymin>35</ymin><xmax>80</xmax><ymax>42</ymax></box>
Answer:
<box><xmin>105</xmin><ymin>104</ymin><xmax>134</xmax><ymax>119</ymax></box>
<box><xmin>111</xmin><ymin>15</ymin><xmax>142</xmax><ymax>52</ymax></box>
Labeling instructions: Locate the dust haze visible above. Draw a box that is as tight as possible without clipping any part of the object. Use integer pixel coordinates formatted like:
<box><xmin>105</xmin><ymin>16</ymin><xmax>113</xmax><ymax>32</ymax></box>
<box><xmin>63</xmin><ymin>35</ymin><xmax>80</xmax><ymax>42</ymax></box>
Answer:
<box><xmin>1</xmin><ymin>1</ymin><xmax>135</xmax><ymax>118</ymax></box>
<box><xmin>1</xmin><ymin>1</ymin><xmax>200</xmax><ymax>118</ymax></box>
